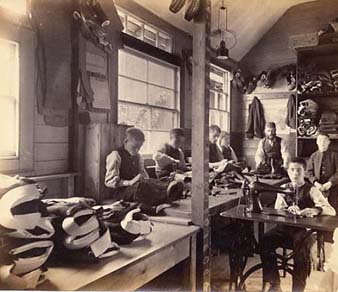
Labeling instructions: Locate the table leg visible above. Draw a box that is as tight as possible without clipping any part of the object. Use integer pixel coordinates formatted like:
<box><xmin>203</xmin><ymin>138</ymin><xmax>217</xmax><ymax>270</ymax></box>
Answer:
<box><xmin>317</xmin><ymin>232</ymin><xmax>325</xmax><ymax>271</ymax></box>
<box><xmin>258</xmin><ymin>222</ymin><xmax>264</xmax><ymax>244</ymax></box>
<box><xmin>190</xmin><ymin>234</ymin><xmax>197</xmax><ymax>292</ymax></box>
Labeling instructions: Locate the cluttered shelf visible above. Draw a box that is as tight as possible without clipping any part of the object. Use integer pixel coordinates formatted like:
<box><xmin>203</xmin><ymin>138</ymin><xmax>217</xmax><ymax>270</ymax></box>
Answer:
<box><xmin>296</xmin><ymin>42</ymin><xmax>338</xmax><ymax>57</ymax></box>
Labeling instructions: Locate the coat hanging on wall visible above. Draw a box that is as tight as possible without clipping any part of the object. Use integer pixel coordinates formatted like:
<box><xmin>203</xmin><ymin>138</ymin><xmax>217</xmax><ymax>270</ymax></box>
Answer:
<box><xmin>246</xmin><ymin>96</ymin><xmax>265</xmax><ymax>139</ymax></box>
<box><xmin>285</xmin><ymin>94</ymin><xmax>297</xmax><ymax>129</ymax></box>
<box><xmin>30</xmin><ymin>0</ymin><xmax>73</xmax><ymax>127</ymax></box>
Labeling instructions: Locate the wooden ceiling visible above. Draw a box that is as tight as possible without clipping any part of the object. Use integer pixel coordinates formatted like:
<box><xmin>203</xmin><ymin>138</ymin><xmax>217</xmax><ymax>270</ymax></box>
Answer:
<box><xmin>131</xmin><ymin>0</ymin><xmax>315</xmax><ymax>61</ymax></box>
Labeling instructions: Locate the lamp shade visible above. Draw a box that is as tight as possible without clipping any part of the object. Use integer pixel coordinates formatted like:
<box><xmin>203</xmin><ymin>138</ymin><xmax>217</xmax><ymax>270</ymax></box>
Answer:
<box><xmin>217</xmin><ymin>40</ymin><xmax>229</xmax><ymax>59</ymax></box>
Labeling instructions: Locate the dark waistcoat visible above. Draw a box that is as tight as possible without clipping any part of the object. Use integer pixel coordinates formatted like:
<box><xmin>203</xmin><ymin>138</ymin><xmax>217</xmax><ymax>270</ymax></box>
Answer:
<box><xmin>283</xmin><ymin>182</ymin><xmax>315</xmax><ymax>210</ymax></box>
<box><xmin>117</xmin><ymin>147</ymin><xmax>140</xmax><ymax>180</ymax></box>
<box><xmin>263</xmin><ymin>137</ymin><xmax>282</xmax><ymax>160</ymax></box>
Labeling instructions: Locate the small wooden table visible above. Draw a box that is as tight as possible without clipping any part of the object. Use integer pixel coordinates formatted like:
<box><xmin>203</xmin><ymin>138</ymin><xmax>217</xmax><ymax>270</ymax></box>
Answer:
<box><xmin>220</xmin><ymin>205</ymin><xmax>338</xmax><ymax>290</ymax></box>
<box><xmin>39</xmin><ymin>222</ymin><xmax>200</xmax><ymax>291</ymax></box>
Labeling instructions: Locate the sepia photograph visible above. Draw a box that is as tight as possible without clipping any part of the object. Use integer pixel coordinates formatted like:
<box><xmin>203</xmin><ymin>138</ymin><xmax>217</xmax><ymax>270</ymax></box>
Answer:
<box><xmin>1</xmin><ymin>0</ymin><xmax>338</xmax><ymax>291</ymax></box>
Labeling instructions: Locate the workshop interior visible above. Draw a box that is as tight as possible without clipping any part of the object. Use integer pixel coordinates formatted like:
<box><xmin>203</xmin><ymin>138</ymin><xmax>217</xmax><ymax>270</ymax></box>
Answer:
<box><xmin>1</xmin><ymin>0</ymin><xmax>338</xmax><ymax>291</ymax></box>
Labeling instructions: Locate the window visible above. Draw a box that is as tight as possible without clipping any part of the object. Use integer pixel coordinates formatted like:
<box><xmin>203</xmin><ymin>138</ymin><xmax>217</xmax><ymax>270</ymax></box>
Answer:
<box><xmin>0</xmin><ymin>39</ymin><xmax>19</xmax><ymax>158</ymax></box>
<box><xmin>0</xmin><ymin>0</ymin><xmax>27</xmax><ymax>15</ymax></box>
<box><xmin>209</xmin><ymin>64</ymin><xmax>231</xmax><ymax>132</ymax></box>
<box><xmin>118</xmin><ymin>49</ymin><xmax>180</xmax><ymax>155</ymax></box>
<box><xmin>117</xmin><ymin>7</ymin><xmax>173</xmax><ymax>53</ymax></box>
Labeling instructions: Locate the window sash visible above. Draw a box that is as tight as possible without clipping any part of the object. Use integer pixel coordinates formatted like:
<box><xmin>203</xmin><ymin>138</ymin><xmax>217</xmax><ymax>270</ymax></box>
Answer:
<box><xmin>117</xmin><ymin>49</ymin><xmax>180</xmax><ymax>154</ymax></box>
<box><xmin>0</xmin><ymin>39</ymin><xmax>19</xmax><ymax>158</ymax></box>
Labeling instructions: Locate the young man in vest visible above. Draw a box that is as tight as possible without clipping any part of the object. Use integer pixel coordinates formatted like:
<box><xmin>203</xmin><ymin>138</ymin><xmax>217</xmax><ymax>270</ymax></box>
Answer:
<box><xmin>153</xmin><ymin>128</ymin><xmax>186</xmax><ymax>178</ymax></box>
<box><xmin>260</xmin><ymin>157</ymin><xmax>336</xmax><ymax>292</ymax></box>
<box><xmin>255</xmin><ymin>122</ymin><xmax>290</xmax><ymax>174</ymax></box>
<box><xmin>105</xmin><ymin>127</ymin><xmax>183</xmax><ymax>208</ymax></box>
<box><xmin>307</xmin><ymin>133</ymin><xmax>338</xmax><ymax>213</ymax></box>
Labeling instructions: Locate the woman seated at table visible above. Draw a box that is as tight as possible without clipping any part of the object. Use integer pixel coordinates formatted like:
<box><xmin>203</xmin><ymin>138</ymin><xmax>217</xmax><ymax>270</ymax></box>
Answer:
<box><xmin>260</xmin><ymin>157</ymin><xmax>336</xmax><ymax>292</ymax></box>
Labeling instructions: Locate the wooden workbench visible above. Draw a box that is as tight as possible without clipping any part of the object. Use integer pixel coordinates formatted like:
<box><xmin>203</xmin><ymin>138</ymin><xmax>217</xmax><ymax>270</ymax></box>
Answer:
<box><xmin>164</xmin><ymin>191</ymin><xmax>241</xmax><ymax>219</ymax></box>
<box><xmin>162</xmin><ymin>176</ymin><xmax>289</xmax><ymax>219</ymax></box>
<box><xmin>39</xmin><ymin>222</ymin><xmax>199</xmax><ymax>291</ymax></box>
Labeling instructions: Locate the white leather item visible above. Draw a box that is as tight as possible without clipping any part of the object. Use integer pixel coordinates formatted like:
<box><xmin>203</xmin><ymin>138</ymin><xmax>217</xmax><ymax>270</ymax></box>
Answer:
<box><xmin>62</xmin><ymin>210</ymin><xmax>99</xmax><ymax>236</ymax></box>
<box><xmin>5</xmin><ymin>218</ymin><xmax>55</xmax><ymax>239</ymax></box>
<box><xmin>121</xmin><ymin>208</ymin><xmax>152</xmax><ymax>235</ymax></box>
<box><xmin>10</xmin><ymin>240</ymin><xmax>53</xmax><ymax>276</ymax></box>
<box><xmin>89</xmin><ymin>227</ymin><xmax>113</xmax><ymax>258</ymax></box>
<box><xmin>63</xmin><ymin>229</ymin><xmax>100</xmax><ymax>250</ymax></box>
<box><xmin>0</xmin><ymin>184</ymin><xmax>42</xmax><ymax>230</ymax></box>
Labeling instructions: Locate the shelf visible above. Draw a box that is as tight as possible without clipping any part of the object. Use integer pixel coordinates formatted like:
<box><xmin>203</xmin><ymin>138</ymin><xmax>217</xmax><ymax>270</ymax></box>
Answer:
<box><xmin>299</xmin><ymin>92</ymin><xmax>338</xmax><ymax>99</ymax></box>
<box><xmin>296</xmin><ymin>43</ymin><xmax>338</xmax><ymax>57</ymax></box>
<box><xmin>298</xmin><ymin>136</ymin><xmax>338</xmax><ymax>140</ymax></box>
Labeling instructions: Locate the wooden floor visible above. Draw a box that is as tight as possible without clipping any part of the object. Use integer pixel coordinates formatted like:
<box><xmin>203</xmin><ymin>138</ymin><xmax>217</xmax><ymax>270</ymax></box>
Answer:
<box><xmin>211</xmin><ymin>245</ymin><xmax>336</xmax><ymax>292</ymax></box>
<box><xmin>140</xmin><ymin>244</ymin><xmax>336</xmax><ymax>292</ymax></box>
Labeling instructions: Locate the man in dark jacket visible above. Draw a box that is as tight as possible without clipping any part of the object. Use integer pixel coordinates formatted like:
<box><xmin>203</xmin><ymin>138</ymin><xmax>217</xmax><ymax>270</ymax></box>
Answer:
<box><xmin>307</xmin><ymin>133</ymin><xmax>338</xmax><ymax>212</ymax></box>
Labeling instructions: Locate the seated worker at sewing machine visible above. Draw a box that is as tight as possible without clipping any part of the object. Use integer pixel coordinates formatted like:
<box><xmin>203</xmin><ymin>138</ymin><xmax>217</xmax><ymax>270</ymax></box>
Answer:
<box><xmin>307</xmin><ymin>133</ymin><xmax>338</xmax><ymax>213</ymax></box>
<box><xmin>255</xmin><ymin>122</ymin><xmax>290</xmax><ymax>175</ymax></box>
<box><xmin>260</xmin><ymin>157</ymin><xmax>336</xmax><ymax>292</ymax></box>
<box><xmin>105</xmin><ymin>127</ymin><xmax>184</xmax><ymax>210</ymax></box>
<box><xmin>153</xmin><ymin>128</ymin><xmax>186</xmax><ymax>179</ymax></box>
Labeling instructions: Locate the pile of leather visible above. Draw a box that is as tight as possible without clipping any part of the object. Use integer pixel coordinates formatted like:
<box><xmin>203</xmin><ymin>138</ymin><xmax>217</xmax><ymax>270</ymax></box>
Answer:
<box><xmin>0</xmin><ymin>175</ymin><xmax>54</xmax><ymax>289</ymax></box>
<box><xmin>0</xmin><ymin>174</ymin><xmax>153</xmax><ymax>289</ymax></box>
<box><xmin>298</xmin><ymin>65</ymin><xmax>338</xmax><ymax>95</ymax></box>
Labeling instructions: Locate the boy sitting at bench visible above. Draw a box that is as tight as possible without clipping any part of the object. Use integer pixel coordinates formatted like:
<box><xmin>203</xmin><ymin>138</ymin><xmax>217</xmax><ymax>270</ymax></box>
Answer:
<box><xmin>105</xmin><ymin>127</ymin><xmax>183</xmax><ymax>209</ymax></box>
<box><xmin>153</xmin><ymin>128</ymin><xmax>186</xmax><ymax>179</ymax></box>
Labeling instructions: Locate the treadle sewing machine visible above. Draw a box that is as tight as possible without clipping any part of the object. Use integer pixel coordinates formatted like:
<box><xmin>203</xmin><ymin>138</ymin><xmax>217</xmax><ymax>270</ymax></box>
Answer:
<box><xmin>220</xmin><ymin>177</ymin><xmax>338</xmax><ymax>291</ymax></box>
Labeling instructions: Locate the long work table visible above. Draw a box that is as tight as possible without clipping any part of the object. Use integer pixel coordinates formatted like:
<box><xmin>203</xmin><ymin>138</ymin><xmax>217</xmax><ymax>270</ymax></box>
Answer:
<box><xmin>163</xmin><ymin>175</ymin><xmax>289</xmax><ymax>219</ymax></box>
<box><xmin>39</xmin><ymin>222</ymin><xmax>200</xmax><ymax>291</ymax></box>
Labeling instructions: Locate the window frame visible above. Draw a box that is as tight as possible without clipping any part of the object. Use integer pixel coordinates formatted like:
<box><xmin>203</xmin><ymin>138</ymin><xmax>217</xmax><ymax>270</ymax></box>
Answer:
<box><xmin>117</xmin><ymin>47</ymin><xmax>181</xmax><ymax>156</ymax></box>
<box><xmin>209</xmin><ymin>63</ymin><xmax>231</xmax><ymax>133</ymax></box>
<box><xmin>116</xmin><ymin>6</ymin><xmax>173</xmax><ymax>53</ymax></box>
<box><xmin>0</xmin><ymin>10</ymin><xmax>35</xmax><ymax>174</ymax></box>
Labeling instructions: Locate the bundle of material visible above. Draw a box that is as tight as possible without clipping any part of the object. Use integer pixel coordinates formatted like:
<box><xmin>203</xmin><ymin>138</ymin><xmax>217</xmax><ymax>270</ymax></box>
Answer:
<box><xmin>44</xmin><ymin>198</ymin><xmax>119</xmax><ymax>263</ymax></box>
<box><xmin>298</xmin><ymin>66</ymin><xmax>338</xmax><ymax>95</ymax></box>
<box><xmin>318</xmin><ymin>111</ymin><xmax>338</xmax><ymax>137</ymax></box>
<box><xmin>93</xmin><ymin>201</ymin><xmax>153</xmax><ymax>245</ymax></box>
<box><xmin>297</xmin><ymin>99</ymin><xmax>319</xmax><ymax>137</ymax></box>
<box><xmin>44</xmin><ymin>198</ymin><xmax>153</xmax><ymax>261</ymax></box>
<box><xmin>0</xmin><ymin>174</ymin><xmax>54</xmax><ymax>289</ymax></box>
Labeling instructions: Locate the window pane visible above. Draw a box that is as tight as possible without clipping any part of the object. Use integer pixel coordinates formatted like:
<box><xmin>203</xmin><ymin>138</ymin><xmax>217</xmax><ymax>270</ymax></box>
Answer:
<box><xmin>210</xmin><ymin>91</ymin><xmax>217</xmax><ymax>109</ymax></box>
<box><xmin>0</xmin><ymin>40</ymin><xmax>18</xmax><ymax>96</ymax></box>
<box><xmin>119</xmin><ymin>50</ymin><xmax>147</xmax><ymax>81</ymax></box>
<box><xmin>148</xmin><ymin>85</ymin><xmax>175</xmax><ymax>109</ymax></box>
<box><xmin>148</xmin><ymin>61</ymin><xmax>175</xmax><ymax>89</ymax></box>
<box><xmin>0</xmin><ymin>0</ymin><xmax>26</xmax><ymax>14</ymax></box>
<box><xmin>209</xmin><ymin>109</ymin><xmax>217</xmax><ymax>126</ymax></box>
<box><xmin>210</xmin><ymin>79</ymin><xmax>223</xmax><ymax>92</ymax></box>
<box><xmin>0</xmin><ymin>98</ymin><xmax>17</xmax><ymax>156</ymax></box>
<box><xmin>218</xmin><ymin>93</ymin><xmax>226</xmax><ymax>111</ymax></box>
<box><xmin>118</xmin><ymin>103</ymin><xmax>150</xmax><ymax>129</ymax></box>
<box><xmin>144</xmin><ymin>131</ymin><xmax>170</xmax><ymax>155</ymax></box>
<box><xmin>143</xmin><ymin>25</ymin><xmax>157</xmax><ymax>46</ymax></box>
<box><xmin>118</xmin><ymin>76</ymin><xmax>147</xmax><ymax>104</ymax></box>
<box><xmin>151</xmin><ymin>109</ymin><xmax>174</xmax><ymax>130</ymax></box>
<box><xmin>126</xmin><ymin>17</ymin><xmax>142</xmax><ymax>39</ymax></box>
<box><xmin>158</xmin><ymin>33</ymin><xmax>171</xmax><ymax>52</ymax></box>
